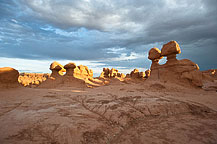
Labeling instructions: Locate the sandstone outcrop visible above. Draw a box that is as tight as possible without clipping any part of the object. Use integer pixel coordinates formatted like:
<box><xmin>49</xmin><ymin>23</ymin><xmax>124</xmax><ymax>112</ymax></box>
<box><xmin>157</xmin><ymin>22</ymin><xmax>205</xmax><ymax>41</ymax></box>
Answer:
<box><xmin>147</xmin><ymin>41</ymin><xmax>203</xmax><ymax>87</ymax></box>
<box><xmin>130</xmin><ymin>69</ymin><xmax>139</xmax><ymax>78</ymax></box>
<box><xmin>39</xmin><ymin>62</ymin><xmax>96</xmax><ymax>88</ymax></box>
<box><xmin>64</xmin><ymin>62</ymin><xmax>77</xmax><ymax>76</ymax></box>
<box><xmin>125</xmin><ymin>69</ymin><xmax>148</xmax><ymax>79</ymax></box>
<box><xmin>145</xmin><ymin>70</ymin><xmax>151</xmax><ymax>78</ymax></box>
<box><xmin>50</xmin><ymin>61</ymin><xmax>66</xmax><ymax>76</ymax></box>
<box><xmin>161</xmin><ymin>41</ymin><xmax>181</xmax><ymax>62</ymax></box>
<box><xmin>0</xmin><ymin>67</ymin><xmax>19</xmax><ymax>88</ymax></box>
<box><xmin>18</xmin><ymin>73</ymin><xmax>49</xmax><ymax>87</ymax></box>
<box><xmin>100</xmin><ymin>68</ymin><xmax>125</xmax><ymax>78</ymax></box>
<box><xmin>148</xmin><ymin>48</ymin><xmax>163</xmax><ymax>77</ymax></box>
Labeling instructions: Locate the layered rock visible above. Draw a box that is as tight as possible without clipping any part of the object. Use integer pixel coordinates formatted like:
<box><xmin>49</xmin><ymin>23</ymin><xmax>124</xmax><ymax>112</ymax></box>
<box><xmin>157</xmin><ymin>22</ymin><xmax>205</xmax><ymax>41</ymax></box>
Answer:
<box><xmin>147</xmin><ymin>41</ymin><xmax>203</xmax><ymax>87</ymax></box>
<box><xmin>0</xmin><ymin>67</ymin><xmax>19</xmax><ymax>88</ymax></box>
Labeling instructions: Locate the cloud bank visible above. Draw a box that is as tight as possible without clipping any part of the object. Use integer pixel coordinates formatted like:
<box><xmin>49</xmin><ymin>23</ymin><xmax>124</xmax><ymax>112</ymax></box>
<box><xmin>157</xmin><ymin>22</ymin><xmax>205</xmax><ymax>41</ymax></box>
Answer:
<box><xmin>0</xmin><ymin>0</ymin><xmax>216</xmax><ymax>74</ymax></box>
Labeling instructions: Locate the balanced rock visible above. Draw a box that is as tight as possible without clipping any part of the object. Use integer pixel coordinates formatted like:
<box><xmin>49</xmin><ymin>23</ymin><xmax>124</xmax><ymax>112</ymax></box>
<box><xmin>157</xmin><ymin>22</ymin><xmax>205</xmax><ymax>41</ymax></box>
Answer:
<box><xmin>161</xmin><ymin>41</ymin><xmax>181</xmax><ymax>62</ymax></box>
<box><xmin>147</xmin><ymin>41</ymin><xmax>203</xmax><ymax>87</ymax></box>
<box><xmin>148</xmin><ymin>48</ymin><xmax>163</xmax><ymax>61</ymax></box>
<box><xmin>50</xmin><ymin>61</ymin><xmax>66</xmax><ymax>76</ymax></box>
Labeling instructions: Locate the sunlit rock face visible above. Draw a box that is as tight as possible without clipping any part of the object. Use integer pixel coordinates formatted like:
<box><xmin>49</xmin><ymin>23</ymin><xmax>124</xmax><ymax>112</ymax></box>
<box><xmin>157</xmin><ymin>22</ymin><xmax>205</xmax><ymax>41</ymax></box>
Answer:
<box><xmin>148</xmin><ymin>41</ymin><xmax>203</xmax><ymax>87</ymax></box>
<box><xmin>18</xmin><ymin>73</ymin><xmax>49</xmax><ymax>87</ymax></box>
<box><xmin>0</xmin><ymin>67</ymin><xmax>19</xmax><ymax>88</ymax></box>
<box><xmin>50</xmin><ymin>61</ymin><xmax>66</xmax><ymax>77</ymax></box>
<box><xmin>100</xmin><ymin>68</ymin><xmax>125</xmax><ymax>78</ymax></box>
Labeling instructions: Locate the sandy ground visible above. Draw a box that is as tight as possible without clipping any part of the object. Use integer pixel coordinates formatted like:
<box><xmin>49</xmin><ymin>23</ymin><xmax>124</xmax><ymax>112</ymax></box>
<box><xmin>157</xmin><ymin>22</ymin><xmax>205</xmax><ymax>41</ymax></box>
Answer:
<box><xmin>0</xmin><ymin>81</ymin><xmax>217</xmax><ymax>144</ymax></box>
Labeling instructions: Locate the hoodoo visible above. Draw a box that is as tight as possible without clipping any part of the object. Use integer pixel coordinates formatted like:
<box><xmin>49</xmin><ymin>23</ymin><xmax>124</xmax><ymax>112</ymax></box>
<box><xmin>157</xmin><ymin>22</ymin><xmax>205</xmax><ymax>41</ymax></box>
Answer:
<box><xmin>148</xmin><ymin>41</ymin><xmax>203</xmax><ymax>87</ymax></box>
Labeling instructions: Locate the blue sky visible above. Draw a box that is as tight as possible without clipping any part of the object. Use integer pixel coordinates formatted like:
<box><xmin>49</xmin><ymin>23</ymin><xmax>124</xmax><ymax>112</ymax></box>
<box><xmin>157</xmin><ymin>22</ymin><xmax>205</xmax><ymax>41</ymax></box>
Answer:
<box><xmin>0</xmin><ymin>0</ymin><xmax>217</xmax><ymax>76</ymax></box>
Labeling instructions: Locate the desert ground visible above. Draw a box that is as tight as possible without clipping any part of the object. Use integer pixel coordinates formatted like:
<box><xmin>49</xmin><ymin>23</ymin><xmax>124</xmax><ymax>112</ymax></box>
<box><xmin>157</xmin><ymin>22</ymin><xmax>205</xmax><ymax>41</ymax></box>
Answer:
<box><xmin>0</xmin><ymin>81</ymin><xmax>217</xmax><ymax>144</ymax></box>
<box><xmin>0</xmin><ymin>41</ymin><xmax>217</xmax><ymax>144</ymax></box>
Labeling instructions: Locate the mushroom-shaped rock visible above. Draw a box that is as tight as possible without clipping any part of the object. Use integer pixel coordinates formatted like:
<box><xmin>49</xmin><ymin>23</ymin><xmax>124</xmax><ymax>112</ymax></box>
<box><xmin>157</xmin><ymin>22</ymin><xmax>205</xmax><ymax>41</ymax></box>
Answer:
<box><xmin>64</xmin><ymin>63</ymin><xmax>77</xmax><ymax>76</ymax></box>
<box><xmin>50</xmin><ymin>61</ymin><xmax>66</xmax><ymax>75</ymax></box>
<box><xmin>161</xmin><ymin>41</ymin><xmax>181</xmax><ymax>62</ymax></box>
<box><xmin>148</xmin><ymin>48</ymin><xmax>163</xmax><ymax>61</ymax></box>
<box><xmin>0</xmin><ymin>67</ymin><xmax>19</xmax><ymax>88</ymax></box>
<box><xmin>148</xmin><ymin>48</ymin><xmax>162</xmax><ymax>71</ymax></box>
<box><xmin>50</xmin><ymin>65</ymin><xmax>62</xmax><ymax>78</ymax></box>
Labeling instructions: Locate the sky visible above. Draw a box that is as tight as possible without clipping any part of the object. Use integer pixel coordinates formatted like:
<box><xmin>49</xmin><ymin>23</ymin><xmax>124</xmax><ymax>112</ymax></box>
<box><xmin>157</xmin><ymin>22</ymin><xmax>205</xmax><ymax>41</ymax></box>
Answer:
<box><xmin>0</xmin><ymin>0</ymin><xmax>217</xmax><ymax>76</ymax></box>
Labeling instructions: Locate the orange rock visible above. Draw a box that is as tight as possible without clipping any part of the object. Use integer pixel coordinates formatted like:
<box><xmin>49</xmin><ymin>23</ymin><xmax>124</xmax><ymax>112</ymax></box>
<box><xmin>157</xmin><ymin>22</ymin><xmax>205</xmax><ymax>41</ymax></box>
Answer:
<box><xmin>0</xmin><ymin>67</ymin><xmax>19</xmax><ymax>83</ymax></box>
<box><xmin>0</xmin><ymin>67</ymin><xmax>19</xmax><ymax>88</ymax></box>
<box><xmin>50</xmin><ymin>61</ymin><xmax>66</xmax><ymax>75</ymax></box>
<box><xmin>161</xmin><ymin>41</ymin><xmax>181</xmax><ymax>56</ymax></box>
<box><xmin>64</xmin><ymin>63</ymin><xmax>77</xmax><ymax>76</ymax></box>
<box><xmin>148</xmin><ymin>41</ymin><xmax>203</xmax><ymax>87</ymax></box>
<box><xmin>148</xmin><ymin>48</ymin><xmax>163</xmax><ymax>61</ymax></box>
<box><xmin>145</xmin><ymin>70</ymin><xmax>151</xmax><ymax>78</ymax></box>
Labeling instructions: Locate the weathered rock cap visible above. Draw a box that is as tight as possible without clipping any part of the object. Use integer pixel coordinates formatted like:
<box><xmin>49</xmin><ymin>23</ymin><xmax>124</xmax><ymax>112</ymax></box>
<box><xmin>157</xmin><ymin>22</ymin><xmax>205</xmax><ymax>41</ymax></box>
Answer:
<box><xmin>50</xmin><ymin>61</ymin><xmax>65</xmax><ymax>71</ymax></box>
<box><xmin>52</xmin><ymin>65</ymin><xmax>62</xmax><ymax>71</ymax></box>
<box><xmin>64</xmin><ymin>63</ymin><xmax>76</xmax><ymax>69</ymax></box>
<box><xmin>161</xmin><ymin>41</ymin><xmax>181</xmax><ymax>56</ymax></box>
<box><xmin>148</xmin><ymin>48</ymin><xmax>163</xmax><ymax>60</ymax></box>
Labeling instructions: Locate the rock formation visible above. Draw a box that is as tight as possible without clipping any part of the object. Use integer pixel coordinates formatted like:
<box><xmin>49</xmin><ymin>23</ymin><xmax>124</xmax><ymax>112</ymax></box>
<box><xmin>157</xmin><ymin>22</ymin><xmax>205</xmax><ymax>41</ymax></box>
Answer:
<box><xmin>0</xmin><ymin>67</ymin><xmax>19</xmax><ymax>88</ymax></box>
<box><xmin>64</xmin><ymin>62</ymin><xmax>77</xmax><ymax>76</ymax></box>
<box><xmin>161</xmin><ymin>41</ymin><xmax>181</xmax><ymax>63</ymax></box>
<box><xmin>50</xmin><ymin>61</ymin><xmax>66</xmax><ymax>76</ymax></box>
<box><xmin>147</xmin><ymin>41</ymin><xmax>203</xmax><ymax>87</ymax></box>
<box><xmin>145</xmin><ymin>70</ymin><xmax>151</xmax><ymax>78</ymax></box>
<box><xmin>39</xmin><ymin>62</ymin><xmax>97</xmax><ymax>88</ymax></box>
<box><xmin>18</xmin><ymin>73</ymin><xmax>49</xmax><ymax>87</ymax></box>
<box><xmin>130</xmin><ymin>69</ymin><xmax>139</xmax><ymax>78</ymax></box>
<box><xmin>100</xmin><ymin>68</ymin><xmax>125</xmax><ymax>78</ymax></box>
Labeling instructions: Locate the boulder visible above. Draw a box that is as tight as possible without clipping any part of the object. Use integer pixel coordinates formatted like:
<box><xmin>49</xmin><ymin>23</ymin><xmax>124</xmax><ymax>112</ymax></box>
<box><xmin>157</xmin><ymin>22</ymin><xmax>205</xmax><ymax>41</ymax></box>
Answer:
<box><xmin>0</xmin><ymin>67</ymin><xmax>19</xmax><ymax>88</ymax></box>
<box><xmin>161</xmin><ymin>41</ymin><xmax>181</xmax><ymax>62</ymax></box>
<box><xmin>148</xmin><ymin>48</ymin><xmax>163</xmax><ymax>61</ymax></box>
<box><xmin>161</xmin><ymin>41</ymin><xmax>181</xmax><ymax>56</ymax></box>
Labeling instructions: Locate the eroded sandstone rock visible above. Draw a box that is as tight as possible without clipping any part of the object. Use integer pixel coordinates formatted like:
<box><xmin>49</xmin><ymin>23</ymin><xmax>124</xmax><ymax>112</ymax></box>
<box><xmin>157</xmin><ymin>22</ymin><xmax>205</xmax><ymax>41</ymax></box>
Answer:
<box><xmin>100</xmin><ymin>68</ymin><xmax>125</xmax><ymax>78</ymax></box>
<box><xmin>0</xmin><ymin>67</ymin><xmax>19</xmax><ymax>88</ymax></box>
<box><xmin>147</xmin><ymin>41</ymin><xmax>203</xmax><ymax>87</ymax></box>
<box><xmin>50</xmin><ymin>61</ymin><xmax>66</xmax><ymax>76</ymax></box>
